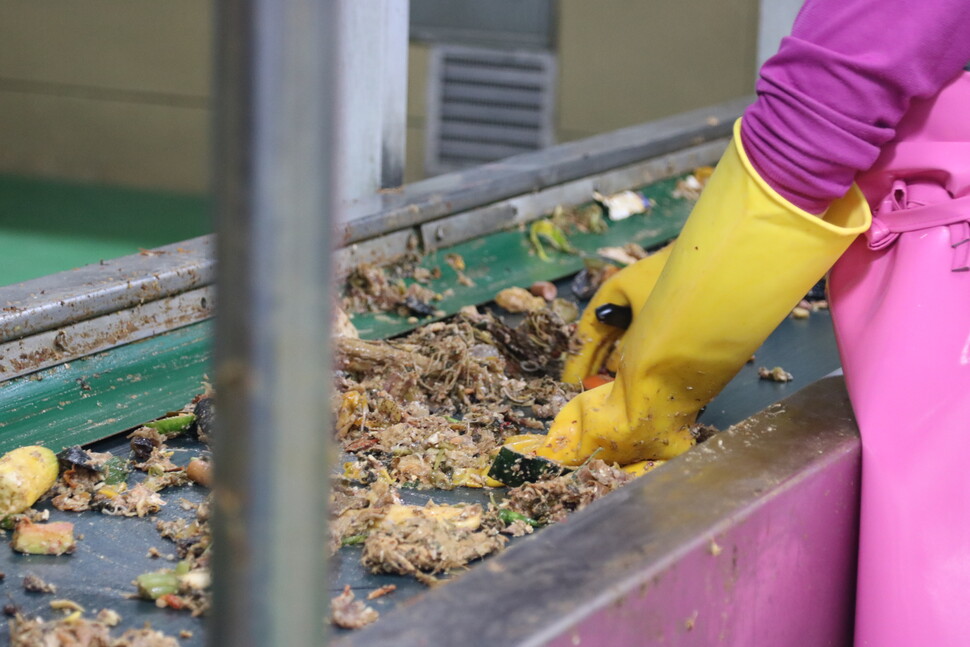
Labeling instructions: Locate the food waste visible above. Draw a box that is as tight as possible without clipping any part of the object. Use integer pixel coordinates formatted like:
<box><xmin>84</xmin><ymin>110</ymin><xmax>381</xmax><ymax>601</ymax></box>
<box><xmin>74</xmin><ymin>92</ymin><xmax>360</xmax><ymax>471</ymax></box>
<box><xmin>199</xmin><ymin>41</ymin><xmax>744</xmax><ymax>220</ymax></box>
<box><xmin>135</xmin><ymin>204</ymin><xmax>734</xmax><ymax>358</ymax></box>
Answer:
<box><xmin>0</xmin><ymin>300</ymin><xmax>650</xmax><ymax>638</ymax></box>
<box><xmin>0</xmin><ymin>399</ymin><xmax>212</xmax><ymax>644</ymax></box>
<box><xmin>2</xmin><ymin>178</ymin><xmax>733</xmax><ymax>637</ymax></box>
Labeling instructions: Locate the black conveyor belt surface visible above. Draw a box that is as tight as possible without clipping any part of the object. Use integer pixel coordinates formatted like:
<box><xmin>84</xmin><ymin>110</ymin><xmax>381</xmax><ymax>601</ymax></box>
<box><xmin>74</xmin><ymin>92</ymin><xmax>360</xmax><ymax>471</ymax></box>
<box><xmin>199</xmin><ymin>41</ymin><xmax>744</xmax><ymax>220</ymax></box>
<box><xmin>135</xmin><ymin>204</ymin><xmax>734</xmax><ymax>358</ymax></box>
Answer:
<box><xmin>330</xmin><ymin>309</ymin><xmax>843</xmax><ymax>635</ymax></box>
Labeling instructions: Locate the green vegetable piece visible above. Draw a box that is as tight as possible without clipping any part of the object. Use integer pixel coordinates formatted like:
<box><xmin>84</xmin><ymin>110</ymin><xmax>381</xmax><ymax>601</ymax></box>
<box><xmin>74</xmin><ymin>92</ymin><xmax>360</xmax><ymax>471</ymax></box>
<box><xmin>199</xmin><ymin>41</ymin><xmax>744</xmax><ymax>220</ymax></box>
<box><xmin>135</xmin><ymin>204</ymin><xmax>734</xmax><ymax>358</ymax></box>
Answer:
<box><xmin>136</xmin><ymin>570</ymin><xmax>179</xmax><ymax>600</ymax></box>
<box><xmin>341</xmin><ymin>534</ymin><xmax>367</xmax><ymax>547</ymax></box>
<box><xmin>529</xmin><ymin>219</ymin><xmax>576</xmax><ymax>262</ymax></box>
<box><xmin>145</xmin><ymin>413</ymin><xmax>197</xmax><ymax>435</ymax></box>
<box><xmin>498</xmin><ymin>508</ymin><xmax>540</xmax><ymax>528</ymax></box>
<box><xmin>100</xmin><ymin>456</ymin><xmax>129</xmax><ymax>486</ymax></box>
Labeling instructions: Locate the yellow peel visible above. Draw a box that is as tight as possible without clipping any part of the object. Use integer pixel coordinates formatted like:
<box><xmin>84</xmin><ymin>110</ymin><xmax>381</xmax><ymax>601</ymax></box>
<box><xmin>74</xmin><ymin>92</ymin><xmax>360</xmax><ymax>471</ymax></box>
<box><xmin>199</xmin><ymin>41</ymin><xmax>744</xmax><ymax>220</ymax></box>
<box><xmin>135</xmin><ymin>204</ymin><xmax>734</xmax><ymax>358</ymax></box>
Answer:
<box><xmin>0</xmin><ymin>446</ymin><xmax>59</xmax><ymax>516</ymax></box>
<box><xmin>382</xmin><ymin>503</ymin><xmax>482</xmax><ymax>531</ymax></box>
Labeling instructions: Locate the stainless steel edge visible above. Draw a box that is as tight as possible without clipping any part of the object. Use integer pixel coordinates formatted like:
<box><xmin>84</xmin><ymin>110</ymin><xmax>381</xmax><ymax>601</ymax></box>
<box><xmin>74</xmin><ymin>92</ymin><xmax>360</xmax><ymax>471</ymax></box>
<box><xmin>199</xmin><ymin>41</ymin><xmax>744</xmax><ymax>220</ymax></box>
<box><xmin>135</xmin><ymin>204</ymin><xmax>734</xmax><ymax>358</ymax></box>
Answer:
<box><xmin>0</xmin><ymin>98</ymin><xmax>747</xmax><ymax>366</ymax></box>
<box><xmin>0</xmin><ymin>286</ymin><xmax>213</xmax><ymax>381</ymax></box>
<box><xmin>0</xmin><ymin>236</ymin><xmax>214</xmax><ymax>343</ymax></box>
<box><xmin>332</xmin><ymin>229</ymin><xmax>418</xmax><ymax>278</ymax></box>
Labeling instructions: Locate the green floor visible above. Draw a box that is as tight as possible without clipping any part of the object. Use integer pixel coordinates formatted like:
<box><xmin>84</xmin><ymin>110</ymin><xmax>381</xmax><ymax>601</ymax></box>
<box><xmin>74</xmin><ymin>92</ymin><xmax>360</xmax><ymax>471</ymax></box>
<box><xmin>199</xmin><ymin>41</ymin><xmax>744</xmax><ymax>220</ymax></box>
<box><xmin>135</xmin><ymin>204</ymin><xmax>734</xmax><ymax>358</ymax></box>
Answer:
<box><xmin>0</xmin><ymin>174</ymin><xmax>210</xmax><ymax>286</ymax></box>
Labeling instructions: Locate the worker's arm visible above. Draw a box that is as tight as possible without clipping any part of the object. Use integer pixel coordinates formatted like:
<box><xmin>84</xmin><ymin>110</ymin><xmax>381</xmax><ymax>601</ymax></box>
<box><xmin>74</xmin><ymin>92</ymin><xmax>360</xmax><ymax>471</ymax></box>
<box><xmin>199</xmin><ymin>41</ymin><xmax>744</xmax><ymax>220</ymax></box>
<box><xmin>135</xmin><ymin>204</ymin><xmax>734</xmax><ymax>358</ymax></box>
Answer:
<box><xmin>534</xmin><ymin>0</ymin><xmax>970</xmax><ymax>467</ymax></box>
<box><xmin>743</xmin><ymin>0</ymin><xmax>970</xmax><ymax>214</ymax></box>
<box><xmin>564</xmin><ymin>0</ymin><xmax>970</xmax><ymax>385</ymax></box>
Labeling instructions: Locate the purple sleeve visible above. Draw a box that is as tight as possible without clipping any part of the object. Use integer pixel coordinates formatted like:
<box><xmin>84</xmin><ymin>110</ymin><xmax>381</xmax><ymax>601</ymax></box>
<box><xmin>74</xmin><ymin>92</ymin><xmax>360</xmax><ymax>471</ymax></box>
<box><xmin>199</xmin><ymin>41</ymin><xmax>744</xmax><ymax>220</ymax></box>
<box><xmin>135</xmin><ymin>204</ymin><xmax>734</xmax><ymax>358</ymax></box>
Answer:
<box><xmin>741</xmin><ymin>0</ymin><xmax>970</xmax><ymax>213</ymax></box>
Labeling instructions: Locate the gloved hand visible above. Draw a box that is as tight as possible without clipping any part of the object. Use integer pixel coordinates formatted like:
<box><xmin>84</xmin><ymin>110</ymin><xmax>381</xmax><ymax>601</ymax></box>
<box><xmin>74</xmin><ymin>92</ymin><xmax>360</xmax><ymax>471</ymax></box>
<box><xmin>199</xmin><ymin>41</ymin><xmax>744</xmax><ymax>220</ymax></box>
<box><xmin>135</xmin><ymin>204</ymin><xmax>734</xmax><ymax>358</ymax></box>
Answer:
<box><xmin>536</xmin><ymin>120</ymin><xmax>871</xmax><ymax>466</ymax></box>
<box><xmin>561</xmin><ymin>243</ymin><xmax>674</xmax><ymax>385</ymax></box>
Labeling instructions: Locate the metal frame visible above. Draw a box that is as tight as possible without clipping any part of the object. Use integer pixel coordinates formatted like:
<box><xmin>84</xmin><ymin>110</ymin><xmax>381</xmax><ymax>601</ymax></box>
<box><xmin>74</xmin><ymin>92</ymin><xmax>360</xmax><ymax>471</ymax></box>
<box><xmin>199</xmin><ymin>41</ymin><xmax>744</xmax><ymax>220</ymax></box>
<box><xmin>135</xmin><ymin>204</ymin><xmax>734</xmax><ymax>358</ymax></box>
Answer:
<box><xmin>417</xmin><ymin>138</ymin><xmax>727</xmax><ymax>252</ymax></box>
<box><xmin>339</xmin><ymin>138</ymin><xmax>728</xmax><ymax>273</ymax></box>
<box><xmin>0</xmin><ymin>236</ymin><xmax>213</xmax><ymax>344</ymax></box>
<box><xmin>335</xmin><ymin>377</ymin><xmax>862</xmax><ymax>647</ymax></box>
<box><xmin>0</xmin><ymin>236</ymin><xmax>214</xmax><ymax>380</ymax></box>
<box><xmin>381</xmin><ymin>0</ymin><xmax>410</xmax><ymax>189</ymax></box>
<box><xmin>335</xmin><ymin>0</ymin><xmax>410</xmax><ymax>203</ymax></box>
<box><xmin>0</xmin><ymin>85</ymin><xmax>746</xmax><ymax>646</ymax></box>
<box><xmin>0</xmin><ymin>28</ymin><xmax>864</xmax><ymax>641</ymax></box>
<box><xmin>0</xmin><ymin>2</ymin><xmax>781</xmax><ymax>645</ymax></box>
<box><xmin>343</xmin><ymin>96</ymin><xmax>745</xmax><ymax>246</ymax></box>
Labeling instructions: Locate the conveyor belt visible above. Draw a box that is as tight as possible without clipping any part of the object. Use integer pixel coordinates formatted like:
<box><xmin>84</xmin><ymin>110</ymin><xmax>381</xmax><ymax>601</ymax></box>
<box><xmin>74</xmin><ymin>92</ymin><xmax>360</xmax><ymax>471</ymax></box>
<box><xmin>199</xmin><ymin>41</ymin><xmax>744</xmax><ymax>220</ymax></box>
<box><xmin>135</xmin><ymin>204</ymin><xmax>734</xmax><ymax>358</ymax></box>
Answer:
<box><xmin>0</xmin><ymin>434</ymin><xmax>209</xmax><ymax>646</ymax></box>
<box><xmin>338</xmin><ymin>375</ymin><xmax>860</xmax><ymax>647</ymax></box>
<box><xmin>348</xmin><ymin>175</ymin><xmax>694</xmax><ymax>341</ymax></box>
<box><xmin>0</xmin><ymin>119</ymin><xmax>852</xmax><ymax>642</ymax></box>
<box><xmin>330</xmin><ymin>308</ymin><xmax>844</xmax><ymax>638</ymax></box>
<box><xmin>0</xmin><ymin>288</ymin><xmax>843</xmax><ymax>645</ymax></box>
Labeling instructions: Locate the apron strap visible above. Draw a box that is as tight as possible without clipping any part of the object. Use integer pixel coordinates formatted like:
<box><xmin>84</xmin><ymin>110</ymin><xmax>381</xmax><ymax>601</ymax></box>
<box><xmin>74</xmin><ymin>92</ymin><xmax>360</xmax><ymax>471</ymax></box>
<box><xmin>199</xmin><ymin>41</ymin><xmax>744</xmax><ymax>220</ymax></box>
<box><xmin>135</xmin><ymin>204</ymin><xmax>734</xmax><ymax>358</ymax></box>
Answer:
<box><xmin>866</xmin><ymin>179</ymin><xmax>970</xmax><ymax>271</ymax></box>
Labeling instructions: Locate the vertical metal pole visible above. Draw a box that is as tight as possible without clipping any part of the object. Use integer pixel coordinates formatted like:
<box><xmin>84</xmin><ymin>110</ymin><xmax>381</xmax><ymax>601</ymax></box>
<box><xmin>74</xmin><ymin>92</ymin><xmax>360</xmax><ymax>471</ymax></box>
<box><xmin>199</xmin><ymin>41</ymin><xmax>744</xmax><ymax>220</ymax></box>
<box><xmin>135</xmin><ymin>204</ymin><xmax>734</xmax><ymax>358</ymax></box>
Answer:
<box><xmin>211</xmin><ymin>0</ymin><xmax>336</xmax><ymax>645</ymax></box>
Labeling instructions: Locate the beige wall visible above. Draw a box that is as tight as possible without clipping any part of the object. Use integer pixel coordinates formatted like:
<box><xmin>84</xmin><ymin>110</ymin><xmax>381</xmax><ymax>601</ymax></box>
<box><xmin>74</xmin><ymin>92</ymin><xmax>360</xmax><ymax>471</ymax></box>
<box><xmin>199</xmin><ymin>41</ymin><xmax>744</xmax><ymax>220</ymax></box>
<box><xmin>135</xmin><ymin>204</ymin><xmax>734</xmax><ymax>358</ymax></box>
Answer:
<box><xmin>0</xmin><ymin>1</ymin><xmax>757</xmax><ymax>192</ymax></box>
<box><xmin>556</xmin><ymin>0</ymin><xmax>758</xmax><ymax>141</ymax></box>
<box><xmin>406</xmin><ymin>0</ymin><xmax>758</xmax><ymax>176</ymax></box>
<box><xmin>0</xmin><ymin>0</ymin><xmax>211</xmax><ymax>193</ymax></box>
<box><xmin>405</xmin><ymin>42</ymin><xmax>429</xmax><ymax>185</ymax></box>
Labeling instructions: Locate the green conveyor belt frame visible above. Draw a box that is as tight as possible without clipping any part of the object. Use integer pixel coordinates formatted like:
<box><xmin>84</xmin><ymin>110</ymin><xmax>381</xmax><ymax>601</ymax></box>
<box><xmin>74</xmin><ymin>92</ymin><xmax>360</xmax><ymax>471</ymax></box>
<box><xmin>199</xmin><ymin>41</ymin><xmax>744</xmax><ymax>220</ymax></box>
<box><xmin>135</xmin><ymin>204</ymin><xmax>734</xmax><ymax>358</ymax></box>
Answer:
<box><xmin>0</xmin><ymin>175</ymin><xmax>691</xmax><ymax>452</ymax></box>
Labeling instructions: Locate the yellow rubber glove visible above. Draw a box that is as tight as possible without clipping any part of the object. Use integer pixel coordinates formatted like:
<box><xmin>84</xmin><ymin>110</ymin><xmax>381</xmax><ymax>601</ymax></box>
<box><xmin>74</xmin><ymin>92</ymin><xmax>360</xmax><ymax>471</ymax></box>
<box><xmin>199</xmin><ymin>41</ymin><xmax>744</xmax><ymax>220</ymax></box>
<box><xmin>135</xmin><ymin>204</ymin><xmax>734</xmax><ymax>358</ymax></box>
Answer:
<box><xmin>561</xmin><ymin>243</ymin><xmax>674</xmax><ymax>385</ymax></box>
<box><xmin>537</xmin><ymin>120</ymin><xmax>871</xmax><ymax>466</ymax></box>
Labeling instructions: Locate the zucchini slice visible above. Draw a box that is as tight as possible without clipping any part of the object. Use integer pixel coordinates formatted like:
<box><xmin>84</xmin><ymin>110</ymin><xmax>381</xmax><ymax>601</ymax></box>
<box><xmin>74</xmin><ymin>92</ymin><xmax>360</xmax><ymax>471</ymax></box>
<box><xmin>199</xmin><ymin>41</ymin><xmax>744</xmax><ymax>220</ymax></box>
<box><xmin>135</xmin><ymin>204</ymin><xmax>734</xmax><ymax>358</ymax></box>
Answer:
<box><xmin>487</xmin><ymin>435</ymin><xmax>571</xmax><ymax>487</ymax></box>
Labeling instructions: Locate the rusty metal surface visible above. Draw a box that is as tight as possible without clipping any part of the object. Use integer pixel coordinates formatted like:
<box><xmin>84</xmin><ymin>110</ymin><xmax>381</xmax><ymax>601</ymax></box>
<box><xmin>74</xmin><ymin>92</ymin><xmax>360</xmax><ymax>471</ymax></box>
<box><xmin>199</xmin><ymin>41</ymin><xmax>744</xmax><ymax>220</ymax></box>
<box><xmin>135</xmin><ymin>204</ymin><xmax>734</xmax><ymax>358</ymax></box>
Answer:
<box><xmin>332</xmin><ymin>229</ymin><xmax>418</xmax><ymax>279</ymax></box>
<box><xmin>0</xmin><ymin>236</ymin><xmax>214</xmax><ymax>344</ymax></box>
<box><xmin>0</xmin><ymin>287</ymin><xmax>213</xmax><ymax>381</ymax></box>
<box><xmin>335</xmin><ymin>376</ymin><xmax>861</xmax><ymax>647</ymax></box>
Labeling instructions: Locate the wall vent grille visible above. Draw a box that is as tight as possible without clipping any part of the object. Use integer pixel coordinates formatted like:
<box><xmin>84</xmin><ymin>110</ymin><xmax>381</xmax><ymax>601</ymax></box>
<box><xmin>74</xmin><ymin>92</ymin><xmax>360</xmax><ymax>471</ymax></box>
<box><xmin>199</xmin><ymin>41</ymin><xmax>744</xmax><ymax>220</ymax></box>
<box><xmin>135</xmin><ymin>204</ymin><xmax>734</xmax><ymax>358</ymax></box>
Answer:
<box><xmin>425</xmin><ymin>45</ymin><xmax>556</xmax><ymax>176</ymax></box>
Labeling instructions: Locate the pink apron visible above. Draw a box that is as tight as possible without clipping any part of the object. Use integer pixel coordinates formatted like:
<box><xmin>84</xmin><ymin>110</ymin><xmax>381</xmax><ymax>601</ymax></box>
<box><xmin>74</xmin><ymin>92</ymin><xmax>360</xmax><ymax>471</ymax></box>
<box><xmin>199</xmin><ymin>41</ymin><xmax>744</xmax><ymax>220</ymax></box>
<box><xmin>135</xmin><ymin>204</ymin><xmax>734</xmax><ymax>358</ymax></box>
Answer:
<box><xmin>829</xmin><ymin>72</ymin><xmax>970</xmax><ymax>646</ymax></box>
